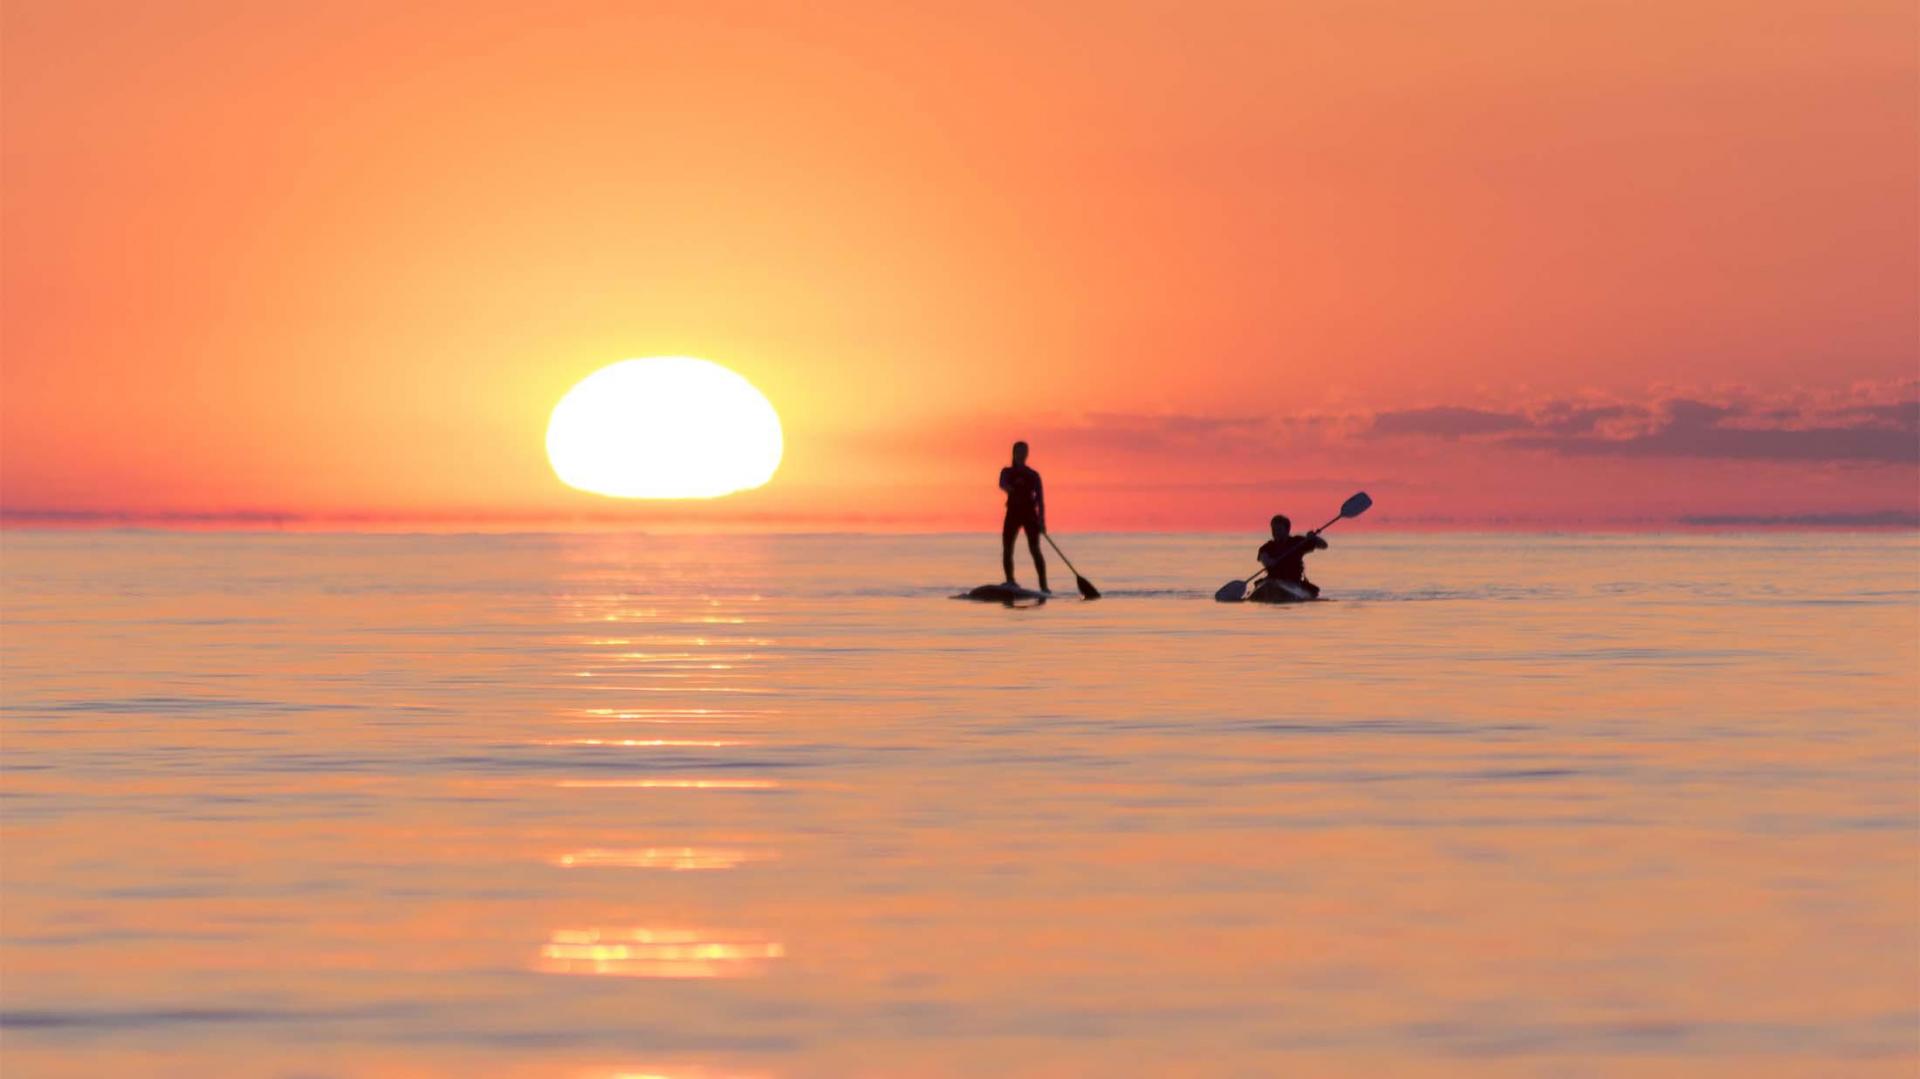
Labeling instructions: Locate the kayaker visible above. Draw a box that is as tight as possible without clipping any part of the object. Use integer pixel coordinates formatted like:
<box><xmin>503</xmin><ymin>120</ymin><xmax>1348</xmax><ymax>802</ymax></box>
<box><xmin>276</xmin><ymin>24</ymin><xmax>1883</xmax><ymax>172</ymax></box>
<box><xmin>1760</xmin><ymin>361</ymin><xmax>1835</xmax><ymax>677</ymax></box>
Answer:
<box><xmin>998</xmin><ymin>441</ymin><xmax>1048</xmax><ymax>592</ymax></box>
<box><xmin>1254</xmin><ymin>514</ymin><xmax>1325</xmax><ymax>600</ymax></box>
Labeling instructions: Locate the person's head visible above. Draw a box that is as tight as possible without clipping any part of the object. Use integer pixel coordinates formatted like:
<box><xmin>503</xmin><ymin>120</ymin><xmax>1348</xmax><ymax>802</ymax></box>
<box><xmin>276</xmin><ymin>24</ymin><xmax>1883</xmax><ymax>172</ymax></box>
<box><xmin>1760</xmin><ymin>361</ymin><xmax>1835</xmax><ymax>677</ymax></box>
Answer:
<box><xmin>1270</xmin><ymin>514</ymin><xmax>1291</xmax><ymax>539</ymax></box>
<box><xmin>1011</xmin><ymin>441</ymin><xmax>1029</xmax><ymax>466</ymax></box>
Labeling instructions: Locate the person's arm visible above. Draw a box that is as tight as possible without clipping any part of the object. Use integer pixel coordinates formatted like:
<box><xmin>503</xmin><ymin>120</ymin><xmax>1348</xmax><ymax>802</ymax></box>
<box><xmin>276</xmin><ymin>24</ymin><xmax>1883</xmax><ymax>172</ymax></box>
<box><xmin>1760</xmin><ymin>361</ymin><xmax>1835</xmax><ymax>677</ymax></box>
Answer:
<box><xmin>1033</xmin><ymin>473</ymin><xmax>1046</xmax><ymax>530</ymax></box>
<box><xmin>998</xmin><ymin>467</ymin><xmax>1012</xmax><ymax>493</ymax></box>
<box><xmin>1261</xmin><ymin>535</ymin><xmax>1323</xmax><ymax>570</ymax></box>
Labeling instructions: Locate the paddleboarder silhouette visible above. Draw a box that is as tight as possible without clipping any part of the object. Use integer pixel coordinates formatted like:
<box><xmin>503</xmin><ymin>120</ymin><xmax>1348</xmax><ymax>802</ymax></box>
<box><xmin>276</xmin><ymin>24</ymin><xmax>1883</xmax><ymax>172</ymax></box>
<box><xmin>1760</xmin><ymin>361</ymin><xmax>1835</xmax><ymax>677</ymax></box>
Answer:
<box><xmin>999</xmin><ymin>441</ymin><xmax>1048</xmax><ymax>592</ymax></box>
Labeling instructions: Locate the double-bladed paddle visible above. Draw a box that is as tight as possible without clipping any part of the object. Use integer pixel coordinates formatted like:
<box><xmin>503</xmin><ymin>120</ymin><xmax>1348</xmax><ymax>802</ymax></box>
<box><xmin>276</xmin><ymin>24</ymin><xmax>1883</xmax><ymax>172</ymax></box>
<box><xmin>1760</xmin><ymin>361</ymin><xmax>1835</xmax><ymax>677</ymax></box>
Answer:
<box><xmin>1043</xmin><ymin>534</ymin><xmax>1101</xmax><ymax>599</ymax></box>
<box><xmin>1215</xmin><ymin>492</ymin><xmax>1372</xmax><ymax>602</ymax></box>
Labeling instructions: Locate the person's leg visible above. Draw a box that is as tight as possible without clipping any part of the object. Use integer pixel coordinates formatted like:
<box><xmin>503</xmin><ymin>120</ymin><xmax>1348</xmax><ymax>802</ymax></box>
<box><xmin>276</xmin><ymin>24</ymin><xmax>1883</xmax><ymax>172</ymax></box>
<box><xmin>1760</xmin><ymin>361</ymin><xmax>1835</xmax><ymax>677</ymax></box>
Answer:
<box><xmin>1025</xmin><ymin>522</ymin><xmax>1048</xmax><ymax>592</ymax></box>
<box><xmin>1001</xmin><ymin>515</ymin><xmax>1019</xmax><ymax>583</ymax></box>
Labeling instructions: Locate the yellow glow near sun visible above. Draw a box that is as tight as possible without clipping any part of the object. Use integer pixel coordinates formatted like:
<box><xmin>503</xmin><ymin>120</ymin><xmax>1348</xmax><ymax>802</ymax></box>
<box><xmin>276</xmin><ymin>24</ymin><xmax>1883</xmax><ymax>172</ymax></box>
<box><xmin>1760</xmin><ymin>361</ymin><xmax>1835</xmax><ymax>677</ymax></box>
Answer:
<box><xmin>546</xmin><ymin>357</ymin><xmax>783</xmax><ymax>499</ymax></box>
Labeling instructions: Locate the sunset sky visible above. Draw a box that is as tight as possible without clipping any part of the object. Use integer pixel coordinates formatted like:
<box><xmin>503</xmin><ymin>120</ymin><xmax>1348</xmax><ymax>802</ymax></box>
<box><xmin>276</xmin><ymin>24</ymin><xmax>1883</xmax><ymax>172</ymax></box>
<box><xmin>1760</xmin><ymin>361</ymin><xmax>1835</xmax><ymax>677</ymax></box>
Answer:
<box><xmin>3</xmin><ymin>0</ymin><xmax>1914</xmax><ymax>530</ymax></box>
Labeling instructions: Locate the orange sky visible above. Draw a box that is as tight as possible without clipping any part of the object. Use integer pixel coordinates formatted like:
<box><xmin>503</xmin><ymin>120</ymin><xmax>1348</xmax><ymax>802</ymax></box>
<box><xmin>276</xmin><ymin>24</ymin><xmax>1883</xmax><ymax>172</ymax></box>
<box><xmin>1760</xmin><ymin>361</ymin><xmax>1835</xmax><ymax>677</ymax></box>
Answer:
<box><xmin>3</xmin><ymin>0</ymin><xmax>1915</xmax><ymax>529</ymax></box>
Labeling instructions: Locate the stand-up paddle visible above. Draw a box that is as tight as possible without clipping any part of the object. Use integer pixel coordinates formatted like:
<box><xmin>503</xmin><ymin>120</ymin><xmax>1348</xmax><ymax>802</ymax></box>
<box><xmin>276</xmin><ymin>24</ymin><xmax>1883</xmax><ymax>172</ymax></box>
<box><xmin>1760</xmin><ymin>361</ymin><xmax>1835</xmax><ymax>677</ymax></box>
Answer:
<box><xmin>1043</xmin><ymin>534</ymin><xmax>1101</xmax><ymax>599</ymax></box>
<box><xmin>1215</xmin><ymin>492</ymin><xmax>1372</xmax><ymax>602</ymax></box>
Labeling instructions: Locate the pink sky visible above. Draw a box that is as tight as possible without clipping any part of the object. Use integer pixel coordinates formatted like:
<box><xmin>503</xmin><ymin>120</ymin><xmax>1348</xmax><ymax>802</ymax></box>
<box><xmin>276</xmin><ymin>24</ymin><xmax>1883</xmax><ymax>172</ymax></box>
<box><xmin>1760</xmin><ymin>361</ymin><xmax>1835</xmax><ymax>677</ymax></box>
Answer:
<box><xmin>2</xmin><ymin>1</ymin><xmax>1914</xmax><ymax>529</ymax></box>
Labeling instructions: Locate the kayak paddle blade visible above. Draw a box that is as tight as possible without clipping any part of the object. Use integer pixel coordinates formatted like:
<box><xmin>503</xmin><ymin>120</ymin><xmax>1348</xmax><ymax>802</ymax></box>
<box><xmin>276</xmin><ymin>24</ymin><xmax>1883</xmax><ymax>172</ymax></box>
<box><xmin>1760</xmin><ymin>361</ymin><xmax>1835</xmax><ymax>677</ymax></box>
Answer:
<box><xmin>1215</xmin><ymin>580</ymin><xmax>1248</xmax><ymax>602</ymax></box>
<box><xmin>1340</xmin><ymin>491</ymin><xmax>1373</xmax><ymax>519</ymax></box>
<box><xmin>1075</xmin><ymin>575</ymin><xmax>1101</xmax><ymax>600</ymax></box>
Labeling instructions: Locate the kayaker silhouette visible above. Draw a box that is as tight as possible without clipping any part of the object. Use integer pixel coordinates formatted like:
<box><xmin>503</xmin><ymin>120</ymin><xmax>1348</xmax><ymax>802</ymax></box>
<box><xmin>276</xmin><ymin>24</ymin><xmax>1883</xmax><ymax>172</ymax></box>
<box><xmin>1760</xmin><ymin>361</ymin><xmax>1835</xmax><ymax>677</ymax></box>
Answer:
<box><xmin>1253</xmin><ymin>514</ymin><xmax>1326</xmax><ymax>600</ymax></box>
<box><xmin>998</xmin><ymin>441</ymin><xmax>1048</xmax><ymax>592</ymax></box>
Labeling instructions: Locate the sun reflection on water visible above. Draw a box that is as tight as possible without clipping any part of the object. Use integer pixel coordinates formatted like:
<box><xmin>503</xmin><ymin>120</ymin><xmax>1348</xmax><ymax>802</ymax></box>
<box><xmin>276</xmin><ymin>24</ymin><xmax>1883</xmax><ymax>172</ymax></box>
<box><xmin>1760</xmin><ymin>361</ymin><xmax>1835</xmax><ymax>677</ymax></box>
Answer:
<box><xmin>571</xmin><ymin>707</ymin><xmax>778</xmax><ymax>725</ymax></box>
<box><xmin>595</xmin><ymin>1072</ymin><xmax>772</xmax><ymax>1079</ymax></box>
<box><xmin>543</xmin><ymin>738</ymin><xmax>751</xmax><ymax>747</ymax></box>
<box><xmin>555</xmin><ymin>778</ymin><xmax>782</xmax><ymax>790</ymax></box>
<box><xmin>537</xmin><ymin>928</ymin><xmax>785</xmax><ymax>978</ymax></box>
<box><xmin>575</xmin><ymin>684</ymin><xmax>769</xmax><ymax>694</ymax></box>
<box><xmin>551</xmin><ymin>847</ymin><xmax>770</xmax><ymax>870</ymax></box>
<box><xmin>594</xmin><ymin>1072</ymin><xmax>772</xmax><ymax>1079</ymax></box>
<box><xmin>541</xmin><ymin>590</ymin><xmax>791</xmax><ymax>984</ymax></box>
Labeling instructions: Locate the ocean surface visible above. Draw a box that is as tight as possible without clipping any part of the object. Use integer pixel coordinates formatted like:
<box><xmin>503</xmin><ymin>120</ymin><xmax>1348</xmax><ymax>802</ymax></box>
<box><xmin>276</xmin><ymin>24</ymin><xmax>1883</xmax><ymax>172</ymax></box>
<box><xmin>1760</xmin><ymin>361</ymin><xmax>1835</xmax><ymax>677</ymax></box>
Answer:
<box><xmin>3</xmin><ymin>531</ymin><xmax>1916</xmax><ymax>1077</ymax></box>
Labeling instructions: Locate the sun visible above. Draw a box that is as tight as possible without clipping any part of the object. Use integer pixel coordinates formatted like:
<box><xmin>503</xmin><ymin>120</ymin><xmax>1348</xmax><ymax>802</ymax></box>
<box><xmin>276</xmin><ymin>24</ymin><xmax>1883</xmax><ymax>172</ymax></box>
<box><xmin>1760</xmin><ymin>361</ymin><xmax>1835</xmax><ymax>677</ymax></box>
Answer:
<box><xmin>546</xmin><ymin>357</ymin><xmax>784</xmax><ymax>499</ymax></box>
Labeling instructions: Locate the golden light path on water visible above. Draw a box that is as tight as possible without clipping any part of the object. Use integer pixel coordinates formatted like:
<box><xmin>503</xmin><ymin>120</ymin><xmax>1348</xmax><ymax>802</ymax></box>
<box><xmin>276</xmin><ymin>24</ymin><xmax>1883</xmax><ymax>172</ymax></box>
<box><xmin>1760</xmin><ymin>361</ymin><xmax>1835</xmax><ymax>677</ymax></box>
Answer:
<box><xmin>0</xmin><ymin>532</ymin><xmax>1915</xmax><ymax>1076</ymax></box>
<box><xmin>538</xmin><ymin>928</ymin><xmax>787</xmax><ymax>979</ymax></box>
<box><xmin>552</xmin><ymin>848</ymin><xmax>770</xmax><ymax>871</ymax></box>
<box><xmin>554</xmin><ymin>779</ymin><xmax>784</xmax><ymax>790</ymax></box>
<box><xmin>543</xmin><ymin>739</ymin><xmax>752</xmax><ymax>748</ymax></box>
<box><xmin>534</xmin><ymin>566</ymin><xmax>792</xmax><ymax>988</ymax></box>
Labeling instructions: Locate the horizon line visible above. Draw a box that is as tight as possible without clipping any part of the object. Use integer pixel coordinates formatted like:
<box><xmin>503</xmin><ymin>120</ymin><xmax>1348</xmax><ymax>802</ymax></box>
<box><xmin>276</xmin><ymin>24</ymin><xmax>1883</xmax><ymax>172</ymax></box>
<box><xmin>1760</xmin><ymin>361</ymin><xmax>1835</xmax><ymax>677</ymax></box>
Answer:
<box><xmin>3</xmin><ymin>507</ymin><xmax>1916</xmax><ymax>535</ymax></box>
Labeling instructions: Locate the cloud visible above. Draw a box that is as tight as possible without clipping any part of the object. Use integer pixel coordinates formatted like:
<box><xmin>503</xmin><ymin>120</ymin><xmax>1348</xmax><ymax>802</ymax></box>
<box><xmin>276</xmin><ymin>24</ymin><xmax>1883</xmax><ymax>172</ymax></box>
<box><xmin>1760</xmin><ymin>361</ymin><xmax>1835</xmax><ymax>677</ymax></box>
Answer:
<box><xmin>1352</xmin><ymin>388</ymin><xmax>1917</xmax><ymax>463</ymax></box>
<box><xmin>1369</xmin><ymin>406</ymin><xmax>1529</xmax><ymax>438</ymax></box>
<box><xmin>1529</xmin><ymin>402</ymin><xmax>1640</xmax><ymax>435</ymax></box>
<box><xmin>0</xmin><ymin>508</ymin><xmax>298</xmax><ymax>526</ymax></box>
<box><xmin>881</xmin><ymin>385</ymin><xmax>1919</xmax><ymax>467</ymax></box>
<box><xmin>1514</xmin><ymin>397</ymin><xmax>1919</xmax><ymax>463</ymax></box>
<box><xmin>1843</xmin><ymin>401</ymin><xmax>1920</xmax><ymax>428</ymax></box>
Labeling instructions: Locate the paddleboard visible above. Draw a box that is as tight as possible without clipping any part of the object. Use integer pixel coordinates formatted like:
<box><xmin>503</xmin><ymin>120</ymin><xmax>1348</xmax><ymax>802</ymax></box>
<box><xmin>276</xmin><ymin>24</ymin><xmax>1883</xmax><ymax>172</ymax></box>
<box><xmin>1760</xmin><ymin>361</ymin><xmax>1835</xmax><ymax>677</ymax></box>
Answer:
<box><xmin>1237</xmin><ymin>580</ymin><xmax>1323</xmax><ymax>604</ymax></box>
<box><xmin>957</xmin><ymin>583</ymin><xmax>1053</xmax><ymax>604</ymax></box>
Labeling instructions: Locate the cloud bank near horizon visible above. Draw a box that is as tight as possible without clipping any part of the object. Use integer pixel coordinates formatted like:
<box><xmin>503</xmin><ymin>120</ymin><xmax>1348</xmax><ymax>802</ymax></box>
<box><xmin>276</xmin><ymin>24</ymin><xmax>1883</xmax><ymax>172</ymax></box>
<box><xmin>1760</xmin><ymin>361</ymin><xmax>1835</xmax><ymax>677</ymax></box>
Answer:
<box><xmin>1023</xmin><ymin>383</ymin><xmax>1920</xmax><ymax>464</ymax></box>
<box><xmin>904</xmin><ymin>382</ymin><xmax>1920</xmax><ymax>528</ymax></box>
<box><xmin>9</xmin><ymin>384</ymin><xmax>1914</xmax><ymax>531</ymax></box>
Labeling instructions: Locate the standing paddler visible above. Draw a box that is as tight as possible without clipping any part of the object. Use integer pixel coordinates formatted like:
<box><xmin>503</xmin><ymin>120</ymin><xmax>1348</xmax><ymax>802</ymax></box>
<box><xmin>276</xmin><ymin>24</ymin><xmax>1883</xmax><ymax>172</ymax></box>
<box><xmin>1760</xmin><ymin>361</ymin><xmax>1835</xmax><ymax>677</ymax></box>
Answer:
<box><xmin>998</xmin><ymin>441</ymin><xmax>1048</xmax><ymax>593</ymax></box>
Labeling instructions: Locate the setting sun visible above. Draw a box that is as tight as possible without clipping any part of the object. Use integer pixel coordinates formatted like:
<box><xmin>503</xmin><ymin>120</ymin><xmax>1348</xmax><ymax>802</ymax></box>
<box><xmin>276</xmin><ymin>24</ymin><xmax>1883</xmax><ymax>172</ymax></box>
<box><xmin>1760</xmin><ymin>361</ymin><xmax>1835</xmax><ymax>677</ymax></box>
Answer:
<box><xmin>546</xmin><ymin>357</ymin><xmax>783</xmax><ymax>499</ymax></box>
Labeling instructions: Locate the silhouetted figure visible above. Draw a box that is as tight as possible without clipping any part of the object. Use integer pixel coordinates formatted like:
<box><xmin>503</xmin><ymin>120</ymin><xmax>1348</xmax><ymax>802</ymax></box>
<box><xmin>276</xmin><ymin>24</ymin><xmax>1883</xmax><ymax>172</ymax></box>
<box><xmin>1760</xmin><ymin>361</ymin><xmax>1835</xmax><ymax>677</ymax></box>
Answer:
<box><xmin>999</xmin><ymin>441</ymin><xmax>1048</xmax><ymax>591</ymax></box>
<box><xmin>1254</xmin><ymin>513</ymin><xmax>1325</xmax><ymax>600</ymax></box>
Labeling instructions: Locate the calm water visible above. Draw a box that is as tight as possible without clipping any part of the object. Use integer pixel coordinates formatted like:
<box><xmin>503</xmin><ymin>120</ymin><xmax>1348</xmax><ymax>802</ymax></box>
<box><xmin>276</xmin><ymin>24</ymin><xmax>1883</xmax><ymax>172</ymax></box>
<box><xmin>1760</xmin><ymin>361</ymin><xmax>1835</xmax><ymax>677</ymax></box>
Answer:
<box><xmin>3</xmin><ymin>532</ymin><xmax>1916</xmax><ymax>1077</ymax></box>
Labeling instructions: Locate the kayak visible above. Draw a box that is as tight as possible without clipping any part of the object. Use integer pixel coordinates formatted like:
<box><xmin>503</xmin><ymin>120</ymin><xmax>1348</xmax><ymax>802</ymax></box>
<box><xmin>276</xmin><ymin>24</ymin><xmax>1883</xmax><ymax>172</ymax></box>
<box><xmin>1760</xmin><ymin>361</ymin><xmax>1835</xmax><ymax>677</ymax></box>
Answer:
<box><xmin>957</xmin><ymin>583</ymin><xmax>1053</xmax><ymax>604</ymax></box>
<box><xmin>1239</xmin><ymin>580</ymin><xmax>1322</xmax><ymax>604</ymax></box>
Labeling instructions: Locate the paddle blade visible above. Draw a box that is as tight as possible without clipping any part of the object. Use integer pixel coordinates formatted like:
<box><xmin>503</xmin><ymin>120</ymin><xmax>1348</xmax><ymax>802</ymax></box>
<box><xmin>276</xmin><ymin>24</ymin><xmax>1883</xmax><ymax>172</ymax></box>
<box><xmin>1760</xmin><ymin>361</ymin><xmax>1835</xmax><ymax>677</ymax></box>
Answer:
<box><xmin>1340</xmin><ymin>491</ymin><xmax>1374</xmax><ymax>519</ymax></box>
<box><xmin>1075</xmin><ymin>574</ymin><xmax>1101</xmax><ymax>600</ymax></box>
<box><xmin>1215</xmin><ymin>580</ymin><xmax>1248</xmax><ymax>602</ymax></box>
